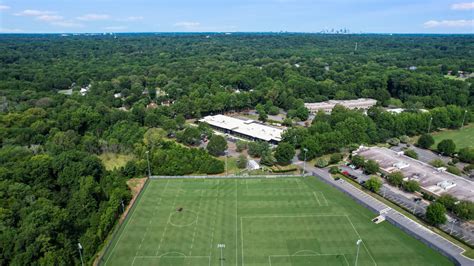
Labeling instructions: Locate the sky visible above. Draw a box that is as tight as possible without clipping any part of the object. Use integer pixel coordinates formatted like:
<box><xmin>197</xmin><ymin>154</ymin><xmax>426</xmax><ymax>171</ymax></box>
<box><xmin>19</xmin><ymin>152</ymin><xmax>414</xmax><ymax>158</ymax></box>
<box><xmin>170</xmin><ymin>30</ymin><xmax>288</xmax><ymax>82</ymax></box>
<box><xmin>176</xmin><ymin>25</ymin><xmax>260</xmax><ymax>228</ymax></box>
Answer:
<box><xmin>0</xmin><ymin>0</ymin><xmax>473</xmax><ymax>33</ymax></box>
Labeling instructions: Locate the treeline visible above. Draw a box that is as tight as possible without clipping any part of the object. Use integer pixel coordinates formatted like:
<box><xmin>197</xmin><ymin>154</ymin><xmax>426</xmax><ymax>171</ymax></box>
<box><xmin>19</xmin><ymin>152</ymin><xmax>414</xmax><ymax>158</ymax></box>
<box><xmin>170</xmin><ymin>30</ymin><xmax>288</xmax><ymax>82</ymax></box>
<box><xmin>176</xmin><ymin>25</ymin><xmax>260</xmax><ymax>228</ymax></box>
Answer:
<box><xmin>0</xmin><ymin>147</ymin><xmax>130</xmax><ymax>265</ymax></box>
<box><xmin>282</xmin><ymin>104</ymin><xmax>470</xmax><ymax>161</ymax></box>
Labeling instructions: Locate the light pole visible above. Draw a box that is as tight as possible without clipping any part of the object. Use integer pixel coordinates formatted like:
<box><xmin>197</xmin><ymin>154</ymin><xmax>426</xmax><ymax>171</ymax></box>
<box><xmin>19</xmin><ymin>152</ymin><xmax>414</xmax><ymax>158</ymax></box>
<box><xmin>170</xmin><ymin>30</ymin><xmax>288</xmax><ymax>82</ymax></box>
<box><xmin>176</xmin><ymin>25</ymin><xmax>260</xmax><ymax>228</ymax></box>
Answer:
<box><xmin>355</xmin><ymin>239</ymin><xmax>362</xmax><ymax>266</ymax></box>
<box><xmin>428</xmin><ymin>117</ymin><xmax>433</xmax><ymax>133</ymax></box>
<box><xmin>217</xmin><ymin>244</ymin><xmax>225</xmax><ymax>266</ymax></box>
<box><xmin>77</xmin><ymin>242</ymin><xmax>84</xmax><ymax>266</ymax></box>
<box><xmin>121</xmin><ymin>200</ymin><xmax>125</xmax><ymax>213</ymax></box>
<box><xmin>145</xmin><ymin>150</ymin><xmax>151</xmax><ymax>178</ymax></box>
<box><xmin>224</xmin><ymin>151</ymin><xmax>228</xmax><ymax>176</ymax></box>
<box><xmin>461</xmin><ymin>110</ymin><xmax>468</xmax><ymax>129</ymax></box>
<box><xmin>302</xmin><ymin>148</ymin><xmax>308</xmax><ymax>176</ymax></box>
<box><xmin>450</xmin><ymin>219</ymin><xmax>457</xmax><ymax>234</ymax></box>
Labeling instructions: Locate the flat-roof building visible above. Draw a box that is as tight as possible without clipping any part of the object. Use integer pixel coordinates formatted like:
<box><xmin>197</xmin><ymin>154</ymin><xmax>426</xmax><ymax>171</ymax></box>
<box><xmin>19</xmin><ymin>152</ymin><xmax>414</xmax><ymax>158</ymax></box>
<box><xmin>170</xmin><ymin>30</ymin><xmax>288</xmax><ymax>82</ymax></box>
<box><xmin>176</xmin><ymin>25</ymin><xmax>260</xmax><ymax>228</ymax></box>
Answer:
<box><xmin>354</xmin><ymin>146</ymin><xmax>474</xmax><ymax>202</ymax></box>
<box><xmin>305</xmin><ymin>98</ymin><xmax>377</xmax><ymax>114</ymax></box>
<box><xmin>199</xmin><ymin>115</ymin><xmax>285</xmax><ymax>144</ymax></box>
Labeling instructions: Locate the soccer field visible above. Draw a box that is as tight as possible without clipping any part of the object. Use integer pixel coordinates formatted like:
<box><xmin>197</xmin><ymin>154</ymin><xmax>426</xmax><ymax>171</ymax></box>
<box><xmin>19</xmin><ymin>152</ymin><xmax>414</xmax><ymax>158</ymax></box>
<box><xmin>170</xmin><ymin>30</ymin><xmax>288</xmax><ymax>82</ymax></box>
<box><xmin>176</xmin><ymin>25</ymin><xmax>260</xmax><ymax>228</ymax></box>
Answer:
<box><xmin>101</xmin><ymin>177</ymin><xmax>452</xmax><ymax>266</ymax></box>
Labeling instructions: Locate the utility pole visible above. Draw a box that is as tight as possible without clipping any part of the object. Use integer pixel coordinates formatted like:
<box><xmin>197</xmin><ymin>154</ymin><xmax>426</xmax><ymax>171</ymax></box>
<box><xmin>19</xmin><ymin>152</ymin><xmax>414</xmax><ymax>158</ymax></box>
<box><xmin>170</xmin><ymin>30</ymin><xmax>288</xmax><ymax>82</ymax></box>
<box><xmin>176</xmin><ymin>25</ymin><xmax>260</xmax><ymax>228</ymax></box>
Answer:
<box><xmin>428</xmin><ymin>117</ymin><xmax>433</xmax><ymax>133</ymax></box>
<box><xmin>145</xmin><ymin>150</ymin><xmax>151</xmax><ymax>178</ymax></box>
<box><xmin>461</xmin><ymin>110</ymin><xmax>468</xmax><ymax>128</ymax></box>
<box><xmin>303</xmin><ymin>148</ymin><xmax>308</xmax><ymax>176</ymax></box>
<box><xmin>78</xmin><ymin>243</ymin><xmax>84</xmax><ymax>266</ymax></box>
<box><xmin>355</xmin><ymin>239</ymin><xmax>362</xmax><ymax>266</ymax></box>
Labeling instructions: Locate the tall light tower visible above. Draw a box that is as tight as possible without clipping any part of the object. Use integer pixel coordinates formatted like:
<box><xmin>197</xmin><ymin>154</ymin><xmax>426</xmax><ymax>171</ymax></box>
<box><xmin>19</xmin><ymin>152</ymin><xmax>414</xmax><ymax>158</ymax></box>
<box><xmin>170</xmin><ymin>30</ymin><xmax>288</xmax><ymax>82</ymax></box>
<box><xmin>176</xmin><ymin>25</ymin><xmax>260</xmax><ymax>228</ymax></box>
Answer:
<box><xmin>355</xmin><ymin>239</ymin><xmax>362</xmax><ymax>266</ymax></box>
<box><xmin>461</xmin><ymin>110</ymin><xmax>468</xmax><ymax>128</ymax></box>
<box><xmin>428</xmin><ymin>117</ymin><xmax>433</xmax><ymax>133</ymax></box>
<box><xmin>77</xmin><ymin>243</ymin><xmax>84</xmax><ymax>266</ymax></box>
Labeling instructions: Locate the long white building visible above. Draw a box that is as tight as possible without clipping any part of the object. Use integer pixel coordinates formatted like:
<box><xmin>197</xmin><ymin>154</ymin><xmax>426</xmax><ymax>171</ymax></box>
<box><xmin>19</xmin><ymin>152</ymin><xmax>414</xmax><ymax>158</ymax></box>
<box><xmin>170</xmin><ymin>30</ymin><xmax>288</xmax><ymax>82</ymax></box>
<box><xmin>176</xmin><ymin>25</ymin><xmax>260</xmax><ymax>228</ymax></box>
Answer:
<box><xmin>199</xmin><ymin>115</ymin><xmax>284</xmax><ymax>144</ymax></box>
<box><xmin>305</xmin><ymin>98</ymin><xmax>377</xmax><ymax>113</ymax></box>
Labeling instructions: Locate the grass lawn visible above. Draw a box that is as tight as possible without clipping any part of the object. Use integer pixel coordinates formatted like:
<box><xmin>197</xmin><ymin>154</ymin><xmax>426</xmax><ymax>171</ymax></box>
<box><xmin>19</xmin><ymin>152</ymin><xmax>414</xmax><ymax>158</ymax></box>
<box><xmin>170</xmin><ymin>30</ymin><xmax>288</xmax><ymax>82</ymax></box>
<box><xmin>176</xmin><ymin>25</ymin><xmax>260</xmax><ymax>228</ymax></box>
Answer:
<box><xmin>101</xmin><ymin>177</ymin><xmax>452</xmax><ymax>266</ymax></box>
<box><xmin>98</xmin><ymin>153</ymin><xmax>134</xmax><ymax>171</ymax></box>
<box><xmin>432</xmin><ymin>124</ymin><xmax>474</xmax><ymax>151</ymax></box>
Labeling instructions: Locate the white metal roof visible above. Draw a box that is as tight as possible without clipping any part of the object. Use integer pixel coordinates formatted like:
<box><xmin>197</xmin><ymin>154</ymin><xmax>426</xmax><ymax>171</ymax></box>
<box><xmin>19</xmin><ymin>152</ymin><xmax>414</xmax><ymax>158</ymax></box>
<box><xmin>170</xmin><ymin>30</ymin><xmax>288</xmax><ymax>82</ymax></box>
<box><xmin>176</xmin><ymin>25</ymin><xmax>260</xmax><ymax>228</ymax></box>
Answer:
<box><xmin>199</xmin><ymin>114</ymin><xmax>284</xmax><ymax>142</ymax></box>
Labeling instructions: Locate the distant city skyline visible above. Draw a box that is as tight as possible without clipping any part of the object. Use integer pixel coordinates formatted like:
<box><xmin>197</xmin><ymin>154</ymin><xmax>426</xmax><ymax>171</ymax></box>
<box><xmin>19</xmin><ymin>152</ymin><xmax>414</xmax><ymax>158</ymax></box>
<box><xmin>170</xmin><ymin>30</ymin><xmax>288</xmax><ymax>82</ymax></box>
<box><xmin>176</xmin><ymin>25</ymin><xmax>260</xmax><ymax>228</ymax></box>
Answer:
<box><xmin>0</xmin><ymin>0</ymin><xmax>473</xmax><ymax>34</ymax></box>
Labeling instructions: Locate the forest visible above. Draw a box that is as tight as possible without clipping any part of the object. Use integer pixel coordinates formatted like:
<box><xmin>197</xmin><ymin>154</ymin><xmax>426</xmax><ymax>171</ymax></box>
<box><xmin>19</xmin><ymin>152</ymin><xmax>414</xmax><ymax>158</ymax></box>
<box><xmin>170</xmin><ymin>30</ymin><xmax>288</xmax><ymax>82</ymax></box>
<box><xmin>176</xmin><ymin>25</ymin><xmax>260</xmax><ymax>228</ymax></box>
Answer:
<box><xmin>0</xmin><ymin>33</ymin><xmax>473</xmax><ymax>265</ymax></box>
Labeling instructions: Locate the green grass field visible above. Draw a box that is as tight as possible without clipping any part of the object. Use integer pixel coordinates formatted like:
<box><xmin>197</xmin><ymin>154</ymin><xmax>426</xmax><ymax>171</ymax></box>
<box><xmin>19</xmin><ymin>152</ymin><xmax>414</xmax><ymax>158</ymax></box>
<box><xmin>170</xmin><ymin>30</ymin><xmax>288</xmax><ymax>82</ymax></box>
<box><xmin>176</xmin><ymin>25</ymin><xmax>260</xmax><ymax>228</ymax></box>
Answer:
<box><xmin>433</xmin><ymin>124</ymin><xmax>474</xmax><ymax>151</ymax></box>
<box><xmin>101</xmin><ymin>177</ymin><xmax>452</xmax><ymax>266</ymax></box>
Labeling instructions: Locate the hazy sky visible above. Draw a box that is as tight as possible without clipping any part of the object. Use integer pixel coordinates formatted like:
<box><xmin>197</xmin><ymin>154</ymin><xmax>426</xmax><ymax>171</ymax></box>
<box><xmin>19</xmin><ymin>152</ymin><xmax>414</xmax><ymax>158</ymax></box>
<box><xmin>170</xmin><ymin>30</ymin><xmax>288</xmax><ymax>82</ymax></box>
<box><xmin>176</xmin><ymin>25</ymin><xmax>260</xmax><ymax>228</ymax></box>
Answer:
<box><xmin>0</xmin><ymin>0</ymin><xmax>473</xmax><ymax>33</ymax></box>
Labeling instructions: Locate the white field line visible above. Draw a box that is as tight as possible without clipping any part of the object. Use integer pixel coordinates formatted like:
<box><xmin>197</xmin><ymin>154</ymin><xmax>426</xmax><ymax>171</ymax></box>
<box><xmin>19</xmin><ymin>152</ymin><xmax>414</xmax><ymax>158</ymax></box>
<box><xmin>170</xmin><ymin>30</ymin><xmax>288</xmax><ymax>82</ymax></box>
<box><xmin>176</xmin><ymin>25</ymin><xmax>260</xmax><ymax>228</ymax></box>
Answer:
<box><xmin>132</xmin><ymin>255</ymin><xmax>210</xmax><ymax>266</ymax></box>
<box><xmin>155</xmin><ymin>181</ymin><xmax>182</xmax><ymax>256</ymax></box>
<box><xmin>313</xmin><ymin>192</ymin><xmax>321</xmax><ymax>206</ymax></box>
<box><xmin>190</xmin><ymin>190</ymin><xmax>204</xmax><ymax>255</ymax></box>
<box><xmin>208</xmin><ymin>180</ymin><xmax>219</xmax><ymax>265</ymax></box>
<box><xmin>241</xmin><ymin>214</ymin><xmax>347</xmax><ymax>219</ymax></box>
<box><xmin>316</xmin><ymin>191</ymin><xmax>328</xmax><ymax>206</ymax></box>
<box><xmin>268</xmin><ymin>254</ymin><xmax>350</xmax><ymax>266</ymax></box>
<box><xmin>236</xmin><ymin>179</ymin><xmax>239</xmax><ymax>266</ymax></box>
<box><xmin>345</xmin><ymin>215</ymin><xmax>377</xmax><ymax>266</ymax></box>
<box><xmin>104</xmin><ymin>180</ymin><xmax>167</xmax><ymax>266</ymax></box>
<box><xmin>136</xmin><ymin>198</ymin><xmax>162</xmax><ymax>255</ymax></box>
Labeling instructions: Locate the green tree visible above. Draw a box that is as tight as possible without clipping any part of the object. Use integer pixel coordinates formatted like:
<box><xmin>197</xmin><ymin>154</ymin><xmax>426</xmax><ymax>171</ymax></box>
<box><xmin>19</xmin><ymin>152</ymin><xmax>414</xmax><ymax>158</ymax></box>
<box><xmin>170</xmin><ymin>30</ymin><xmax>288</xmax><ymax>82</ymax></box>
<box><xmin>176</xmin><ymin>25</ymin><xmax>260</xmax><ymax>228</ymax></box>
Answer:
<box><xmin>426</xmin><ymin>202</ymin><xmax>447</xmax><ymax>225</ymax></box>
<box><xmin>364</xmin><ymin>160</ymin><xmax>380</xmax><ymax>175</ymax></box>
<box><xmin>177</xmin><ymin>127</ymin><xmax>201</xmax><ymax>146</ymax></box>
<box><xmin>437</xmin><ymin>139</ymin><xmax>456</xmax><ymax>156</ymax></box>
<box><xmin>351</xmin><ymin>155</ymin><xmax>365</xmax><ymax>168</ymax></box>
<box><xmin>436</xmin><ymin>194</ymin><xmax>457</xmax><ymax>211</ymax></box>
<box><xmin>364</xmin><ymin>176</ymin><xmax>382</xmax><ymax>193</ymax></box>
<box><xmin>387</xmin><ymin>171</ymin><xmax>404</xmax><ymax>187</ymax></box>
<box><xmin>453</xmin><ymin>201</ymin><xmax>474</xmax><ymax>221</ymax></box>
<box><xmin>315</xmin><ymin>157</ymin><xmax>329</xmax><ymax>168</ymax></box>
<box><xmin>206</xmin><ymin>135</ymin><xmax>228</xmax><ymax>156</ymax></box>
<box><xmin>417</xmin><ymin>134</ymin><xmax>434</xmax><ymax>149</ymax></box>
<box><xmin>329</xmin><ymin>153</ymin><xmax>343</xmax><ymax>164</ymax></box>
<box><xmin>274</xmin><ymin>142</ymin><xmax>295</xmax><ymax>165</ymax></box>
<box><xmin>402</xmin><ymin>180</ymin><xmax>420</xmax><ymax>193</ymax></box>
<box><xmin>236</xmin><ymin>140</ymin><xmax>248</xmax><ymax>152</ymax></box>
<box><xmin>237</xmin><ymin>155</ymin><xmax>248</xmax><ymax>169</ymax></box>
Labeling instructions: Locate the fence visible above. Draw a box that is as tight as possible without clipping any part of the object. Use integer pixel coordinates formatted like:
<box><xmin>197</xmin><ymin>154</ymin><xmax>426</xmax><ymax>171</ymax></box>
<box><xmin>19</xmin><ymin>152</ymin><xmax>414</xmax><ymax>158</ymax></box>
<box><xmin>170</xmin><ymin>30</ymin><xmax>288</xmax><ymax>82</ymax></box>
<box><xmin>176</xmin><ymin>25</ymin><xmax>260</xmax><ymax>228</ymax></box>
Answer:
<box><xmin>150</xmin><ymin>174</ymin><xmax>305</xmax><ymax>179</ymax></box>
<box><xmin>95</xmin><ymin>178</ymin><xmax>151</xmax><ymax>266</ymax></box>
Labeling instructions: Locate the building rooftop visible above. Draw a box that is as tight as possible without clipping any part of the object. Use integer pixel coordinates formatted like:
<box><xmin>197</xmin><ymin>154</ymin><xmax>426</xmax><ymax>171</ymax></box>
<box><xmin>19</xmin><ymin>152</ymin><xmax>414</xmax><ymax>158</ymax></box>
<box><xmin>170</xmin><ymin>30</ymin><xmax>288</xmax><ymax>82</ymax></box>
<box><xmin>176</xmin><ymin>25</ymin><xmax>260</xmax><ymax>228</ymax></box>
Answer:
<box><xmin>355</xmin><ymin>146</ymin><xmax>474</xmax><ymax>202</ymax></box>
<box><xmin>304</xmin><ymin>98</ymin><xmax>377</xmax><ymax>113</ymax></box>
<box><xmin>199</xmin><ymin>114</ymin><xmax>284</xmax><ymax>142</ymax></box>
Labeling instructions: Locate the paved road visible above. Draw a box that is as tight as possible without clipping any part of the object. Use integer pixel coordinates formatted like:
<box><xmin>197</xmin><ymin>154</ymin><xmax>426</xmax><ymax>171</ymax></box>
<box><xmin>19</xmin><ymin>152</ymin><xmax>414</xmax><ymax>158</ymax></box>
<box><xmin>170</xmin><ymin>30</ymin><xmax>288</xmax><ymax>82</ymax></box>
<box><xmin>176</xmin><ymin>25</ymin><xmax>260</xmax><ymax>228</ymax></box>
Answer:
<box><xmin>308</xmin><ymin>166</ymin><xmax>473</xmax><ymax>266</ymax></box>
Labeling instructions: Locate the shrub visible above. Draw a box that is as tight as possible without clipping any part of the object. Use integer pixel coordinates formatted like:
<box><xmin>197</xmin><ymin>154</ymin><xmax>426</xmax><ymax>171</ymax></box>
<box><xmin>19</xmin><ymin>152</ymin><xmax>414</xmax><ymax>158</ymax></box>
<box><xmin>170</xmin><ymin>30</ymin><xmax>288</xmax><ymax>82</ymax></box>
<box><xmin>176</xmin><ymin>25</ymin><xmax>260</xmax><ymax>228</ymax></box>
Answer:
<box><xmin>248</xmin><ymin>141</ymin><xmax>270</xmax><ymax>157</ymax></box>
<box><xmin>446</xmin><ymin>165</ymin><xmax>462</xmax><ymax>176</ymax></box>
<box><xmin>437</xmin><ymin>139</ymin><xmax>456</xmax><ymax>156</ymax></box>
<box><xmin>417</xmin><ymin>134</ymin><xmax>434</xmax><ymax>149</ymax></box>
<box><xmin>430</xmin><ymin>159</ymin><xmax>446</xmax><ymax>168</ymax></box>
<box><xmin>399</xmin><ymin>135</ymin><xmax>410</xmax><ymax>144</ymax></box>
<box><xmin>403</xmin><ymin>149</ymin><xmax>418</xmax><ymax>159</ymax></box>
<box><xmin>458</xmin><ymin>147</ymin><xmax>474</xmax><ymax>163</ymax></box>
<box><xmin>315</xmin><ymin>158</ymin><xmax>329</xmax><ymax>168</ymax></box>
<box><xmin>387</xmin><ymin>138</ymin><xmax>400</xmax><ymax>146</ymax></box>
<box><xmin>329</xmin><ymin>166</ymin><xmax>340</xmax><ymax>174</ymax></box>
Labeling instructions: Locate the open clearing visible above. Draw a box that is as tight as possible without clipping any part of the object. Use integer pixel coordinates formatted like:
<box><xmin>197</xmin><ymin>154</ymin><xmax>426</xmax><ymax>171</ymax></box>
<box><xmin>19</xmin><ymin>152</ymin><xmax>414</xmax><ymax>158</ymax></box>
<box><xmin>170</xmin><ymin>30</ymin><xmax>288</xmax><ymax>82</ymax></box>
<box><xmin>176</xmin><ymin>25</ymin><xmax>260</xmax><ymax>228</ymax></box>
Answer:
<box><xmin>432</xmin><ymin>124</ymin><xmax>474</xmax><ymax>151</ymax></box>
<box><xmin>101</xmin><ymin>177</ymin><xmax>452</xmax><ymax>266</ymax></box>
